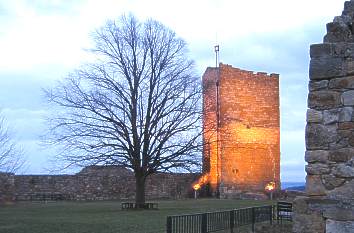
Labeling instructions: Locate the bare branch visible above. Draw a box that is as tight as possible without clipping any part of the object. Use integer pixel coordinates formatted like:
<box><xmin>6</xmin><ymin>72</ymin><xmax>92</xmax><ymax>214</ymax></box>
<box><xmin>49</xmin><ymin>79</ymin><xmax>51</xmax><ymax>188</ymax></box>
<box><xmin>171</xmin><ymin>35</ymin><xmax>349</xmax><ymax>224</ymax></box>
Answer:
<box><xmin>0</xmin><ymin>113</ymin><xmax>25</xmax><ymax>173</ymax></box>
<box><xmin>44</xmin><ymin>14</ymin><xmax>202</xmax><ymax>205</ymax></box>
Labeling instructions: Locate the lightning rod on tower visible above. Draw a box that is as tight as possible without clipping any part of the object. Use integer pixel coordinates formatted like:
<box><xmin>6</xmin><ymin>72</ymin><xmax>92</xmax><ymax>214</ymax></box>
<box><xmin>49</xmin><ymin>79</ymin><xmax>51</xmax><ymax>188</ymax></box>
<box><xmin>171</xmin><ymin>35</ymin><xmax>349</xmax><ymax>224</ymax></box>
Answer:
<box><xmin>214</xmin><ymin>45</ymin><xmax>219</xmax><ymax>68</ymax></box>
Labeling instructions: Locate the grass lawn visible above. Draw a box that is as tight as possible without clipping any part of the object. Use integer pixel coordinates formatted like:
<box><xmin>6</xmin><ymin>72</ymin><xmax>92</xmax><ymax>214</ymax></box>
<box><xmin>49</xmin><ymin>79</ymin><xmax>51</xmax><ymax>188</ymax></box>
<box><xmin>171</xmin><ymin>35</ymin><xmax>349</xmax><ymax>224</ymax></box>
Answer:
<box><xmin>0</xmin><ymin>199</ymin><xmax>274</xmax><ymax>233</ymax></box>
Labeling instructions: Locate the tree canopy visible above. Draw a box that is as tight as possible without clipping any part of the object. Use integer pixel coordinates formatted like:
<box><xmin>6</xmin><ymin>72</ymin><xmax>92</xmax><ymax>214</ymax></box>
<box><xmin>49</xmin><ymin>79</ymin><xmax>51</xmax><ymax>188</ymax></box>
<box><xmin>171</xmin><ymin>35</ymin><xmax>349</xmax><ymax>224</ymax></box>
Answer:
<box><xmin>45</xmin><ymin>15</ymin><xmax>202</xmax><ymax>204</ymax></box>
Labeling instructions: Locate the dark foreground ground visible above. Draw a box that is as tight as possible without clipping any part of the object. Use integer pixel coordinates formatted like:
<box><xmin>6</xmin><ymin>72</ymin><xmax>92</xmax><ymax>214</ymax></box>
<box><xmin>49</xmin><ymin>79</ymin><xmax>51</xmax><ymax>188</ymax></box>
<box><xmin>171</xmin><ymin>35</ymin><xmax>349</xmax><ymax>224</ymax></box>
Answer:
<box><xmin>0</xmin><ymin>199</ymin><xmax>292</xmax><ymax>233</ymax></box>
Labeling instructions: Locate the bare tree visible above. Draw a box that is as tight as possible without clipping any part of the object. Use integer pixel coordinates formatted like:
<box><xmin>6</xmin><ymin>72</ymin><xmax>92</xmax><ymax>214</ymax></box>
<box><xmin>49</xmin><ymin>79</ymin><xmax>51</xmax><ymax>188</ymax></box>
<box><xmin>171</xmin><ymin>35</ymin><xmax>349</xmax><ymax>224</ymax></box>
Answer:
<box><xmin>45</xmin><ymin>15</ymin><xmax>202</xmax><ymax>205</ymax></box>
<box><xmin>0</xmin><ymin>113</ymin><xmax>24</xmax><ymax>173</ymax></box>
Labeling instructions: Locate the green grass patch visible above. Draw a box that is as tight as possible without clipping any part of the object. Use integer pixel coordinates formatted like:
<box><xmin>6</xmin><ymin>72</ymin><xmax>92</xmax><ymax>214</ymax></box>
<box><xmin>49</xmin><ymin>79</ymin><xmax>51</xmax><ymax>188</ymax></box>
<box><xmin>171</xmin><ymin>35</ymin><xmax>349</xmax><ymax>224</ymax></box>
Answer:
<box><xmin>0</xmin><ymin>199</ymin><xmax>273</xmax><ymax>233</ymax></box>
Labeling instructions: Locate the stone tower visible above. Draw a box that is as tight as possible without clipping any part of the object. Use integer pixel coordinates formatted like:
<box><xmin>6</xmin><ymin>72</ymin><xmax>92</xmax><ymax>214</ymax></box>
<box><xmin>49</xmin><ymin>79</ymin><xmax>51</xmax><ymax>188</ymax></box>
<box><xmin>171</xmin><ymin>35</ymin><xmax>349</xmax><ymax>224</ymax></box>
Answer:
<box><xmin>293</xmin><ymin>1</ymin><xmax>354</xmax><ymax>232</ymax></box>
<box><xmin>201</xmin><ymin>63</ymin><xmax>280</xmax><ymax>197</ymax></box>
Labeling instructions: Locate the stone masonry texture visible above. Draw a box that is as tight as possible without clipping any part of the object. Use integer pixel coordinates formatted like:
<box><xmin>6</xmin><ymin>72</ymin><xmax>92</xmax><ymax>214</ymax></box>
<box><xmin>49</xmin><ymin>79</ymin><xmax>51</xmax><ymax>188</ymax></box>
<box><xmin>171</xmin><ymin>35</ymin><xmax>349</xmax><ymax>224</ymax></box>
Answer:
<box><xmin>0</xmin><ymin>172</ymin><xmax>15</xmax><ymax>203</ymax></box>
<box><xmin>293</xmin><ymin>1</ymin><xmax>354</xmax><ymax>232</ymax></box>
<box><xmin>0</xmin><ymin>166</ymin><xmax>198</xmax><ymax>202</ymax></box>
<box><xmin>202</xmin><ymin>64</ymin><xmax>280</xmax><ymax>197</ymax></box>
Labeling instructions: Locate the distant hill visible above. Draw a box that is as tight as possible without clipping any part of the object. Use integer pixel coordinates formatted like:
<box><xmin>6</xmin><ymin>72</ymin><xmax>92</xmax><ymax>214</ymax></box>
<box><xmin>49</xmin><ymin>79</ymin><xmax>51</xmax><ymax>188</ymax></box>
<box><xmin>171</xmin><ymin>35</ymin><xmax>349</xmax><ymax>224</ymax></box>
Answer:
<box><xmin>285</xmin><ymin>185</ymin><xmax>305</xmax><ymax>191</ymax></box>
<box><xmin>281</xmin><ymin>182</ymin><xmax>305</xmax><ymax>191</ymax></box>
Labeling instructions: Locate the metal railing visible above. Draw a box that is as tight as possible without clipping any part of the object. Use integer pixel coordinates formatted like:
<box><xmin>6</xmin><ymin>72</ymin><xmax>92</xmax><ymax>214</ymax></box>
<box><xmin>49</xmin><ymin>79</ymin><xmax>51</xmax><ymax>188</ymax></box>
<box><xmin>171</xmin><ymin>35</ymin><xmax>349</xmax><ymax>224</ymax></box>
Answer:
<box><xmin>166</xmin><ymin>205</ymin><xmax>275</xmax><ymax>233</ymax></box>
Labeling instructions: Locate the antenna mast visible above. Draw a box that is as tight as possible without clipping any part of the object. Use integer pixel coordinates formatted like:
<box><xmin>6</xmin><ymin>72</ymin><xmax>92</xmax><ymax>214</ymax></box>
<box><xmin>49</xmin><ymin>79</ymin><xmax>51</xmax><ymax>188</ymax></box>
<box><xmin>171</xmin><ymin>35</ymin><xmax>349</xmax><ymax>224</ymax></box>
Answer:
<box><xmin>214</xmin><ymin>44</ymin><xmax>220</xmax><ymax>198</ymax></box>
<box><xmin>214</xmin><ymin>45</ymin><xmax>219</xmax><ymax>68</ymax></box>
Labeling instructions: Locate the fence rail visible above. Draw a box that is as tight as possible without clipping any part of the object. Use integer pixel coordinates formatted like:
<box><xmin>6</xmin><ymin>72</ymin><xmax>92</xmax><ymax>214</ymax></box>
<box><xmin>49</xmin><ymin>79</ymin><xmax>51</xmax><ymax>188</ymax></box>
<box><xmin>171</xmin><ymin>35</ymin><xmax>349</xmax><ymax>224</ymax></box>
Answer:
<box><xmin>167</xmin><ymin>203</ymin><xmax>292</xmax><ymax>233</ymax></box>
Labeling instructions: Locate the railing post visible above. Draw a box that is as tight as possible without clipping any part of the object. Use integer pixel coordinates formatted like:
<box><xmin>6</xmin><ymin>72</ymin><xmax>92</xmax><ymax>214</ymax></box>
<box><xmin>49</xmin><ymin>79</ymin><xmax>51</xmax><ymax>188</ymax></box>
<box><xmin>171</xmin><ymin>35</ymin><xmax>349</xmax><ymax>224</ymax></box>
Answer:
<box><xmin>251</xmin><ymin>207</ymin><xmax>255</xmax><ymax>233</ymax></box>
<box><xmin>269</xmin><ymin>205</ymin><xmax>273</xmax><ymax>225</ymax></box>
<box><xmin>201</xmin><ymin>213</ymin><xmax>207</xmax><ymax>233</ymax></box>
<box><xmin>166</xmin><ymin>216</ymin><xmax>172</xmax><ymax>233</ymax></box>
<box><xmin>229</xmin><ymin>210</ymin><xmax>234</xmax><ymax>233</ymax></box>
<box><xmin>276</xmin><ymin>202</ymin><xmax>280</xmax><ymax>224</ymax></box>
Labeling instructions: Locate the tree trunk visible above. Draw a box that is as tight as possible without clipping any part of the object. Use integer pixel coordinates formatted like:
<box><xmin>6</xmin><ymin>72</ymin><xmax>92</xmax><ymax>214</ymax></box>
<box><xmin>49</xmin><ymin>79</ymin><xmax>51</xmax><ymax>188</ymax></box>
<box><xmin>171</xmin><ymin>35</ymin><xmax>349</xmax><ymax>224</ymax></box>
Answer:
<box><xmin>135</xmin><ymin>175</ymin><xmax>146</xmax><ymax>208</ymax></box>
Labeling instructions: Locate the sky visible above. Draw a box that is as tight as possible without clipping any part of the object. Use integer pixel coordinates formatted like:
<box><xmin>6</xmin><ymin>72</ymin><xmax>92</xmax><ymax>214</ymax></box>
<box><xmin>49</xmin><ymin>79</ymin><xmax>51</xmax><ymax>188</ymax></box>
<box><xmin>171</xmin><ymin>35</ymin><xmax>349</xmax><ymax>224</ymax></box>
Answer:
<box><xmin>0</xmin><ymin>0</ymin><xmax>347</xmax><ymax>181</ymax></box>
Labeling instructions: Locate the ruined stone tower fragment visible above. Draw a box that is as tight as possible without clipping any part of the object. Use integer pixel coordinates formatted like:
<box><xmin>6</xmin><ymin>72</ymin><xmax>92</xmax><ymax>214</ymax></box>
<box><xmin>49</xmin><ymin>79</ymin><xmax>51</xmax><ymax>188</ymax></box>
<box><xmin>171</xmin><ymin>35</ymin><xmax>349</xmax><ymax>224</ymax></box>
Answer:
<box><xmin>293</xmin><ymin>1</ymin><xmax>354</xmax><ymax>232</ymax></box>
<box><xmin>202</xmin><ymin>64</ymin><xmax>280</xmax><ymax>197</ymax></box>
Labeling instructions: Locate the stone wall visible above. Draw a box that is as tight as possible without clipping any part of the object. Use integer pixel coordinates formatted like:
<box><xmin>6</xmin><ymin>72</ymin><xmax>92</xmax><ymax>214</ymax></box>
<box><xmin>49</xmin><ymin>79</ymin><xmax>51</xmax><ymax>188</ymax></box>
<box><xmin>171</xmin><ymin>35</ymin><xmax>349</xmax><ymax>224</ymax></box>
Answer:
<box><xmin>0</xmin><ymin>172</ymin><xmax>15</xmax><ymax>203</ymax></box>
<box><xmin>202</xmin><ymin>64</ymin><xmax>280</xmax><ymax>196</ymax></box>
<box><xmin>0</xmin><ymin>166</ymin><xmax>197</xmax><ymax>201</ymax></box>
<box><xmin>293</xmin><ymin>1</ymin><xmax>354</xmax><ymax>232</ymax></box>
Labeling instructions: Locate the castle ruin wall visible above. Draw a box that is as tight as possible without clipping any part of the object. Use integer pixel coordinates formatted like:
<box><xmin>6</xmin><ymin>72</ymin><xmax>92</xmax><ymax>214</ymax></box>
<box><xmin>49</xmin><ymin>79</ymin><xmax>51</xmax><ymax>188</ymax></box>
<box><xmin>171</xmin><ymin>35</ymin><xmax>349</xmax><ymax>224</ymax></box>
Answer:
<box><xmin>293</xmin><ymin>1</ymin><xmax>354</xmax><ymax>232</ymax></box>
<box><xmin>0</xmin><ymin>166</ymin><xmax>197</xmax><ymax>202</ymax></box>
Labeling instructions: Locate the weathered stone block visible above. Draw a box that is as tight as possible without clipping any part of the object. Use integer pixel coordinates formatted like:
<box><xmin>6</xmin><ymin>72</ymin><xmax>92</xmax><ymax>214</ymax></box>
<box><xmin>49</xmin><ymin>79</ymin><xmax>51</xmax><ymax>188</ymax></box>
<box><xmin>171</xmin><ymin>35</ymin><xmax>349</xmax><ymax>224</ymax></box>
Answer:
<box><xmin>309</xmin><ymin>80</ymin><xmax>328</xmax><ymax>91</ymax></box>
<box><xmin>339</xmin><ymin>107</ymin><xmax>353</xmax><ymax>121</ymax></box>
<box><xmin>343</xmin><ymin>8</ymin><xmax>354</xmax><ymax>17</ymax></box>
<box><xmin>349</xmin><ymin>133</ymin><xmax>354</xmax><ymax>146</ymax></box>
<box><xmin>306</xmin><ymin>175</ymin><xmax>326</xmax><ymax>196</ymax></box>
<box><xmin>344</xmin><ymin>0</ymin><xmax>354</xmax><ymax>13</ymax></box>
<box><xmin>305</xmin><ymin>150</ymin><xmax>329</xmax><ymax>163</ymax></box>
<box><xmin>329</xmin><ymin>76</ymin><xmax>354</xmax><ymax>89</ymax></box>
<box><xmin>322</xmin><ymin>175</ymin><xmax>346</xmax><ymax>190</ymax></box>
<box><xmin>326</xmin><ymin>219</ymin><xmax>354</xmax><ymax>233</ymax></box>
<box><xmin>333</xmin><ymin>15</ymin><xmax>352</xmax><ymax>25</ymax></box>
<box><xmin>338</xmin><ymin>129</ymin><xmax>352</xmax><ymax>138</ymax></box>
<box><xmin>333</xmin><ymin>163</ymin><xmax>354</xmax><ymax>177</ymax></box>
<box><xmin>309</xmin><ymin>58</ymin><xmax>343</xmax><ymax>80</ymax></box>
<box><xmin>293</xmin><ymin>196</ymin><xmax>310</xmax><ymax>214</ymax></box>
<box><xmin>306</xmin><ymin>109</ymin><xmax>323</xmax><ymax>123</ymax></box>
<box><xmin>306</xmin><ymin>164</ymin><xmax>330</xmax><ymax>175</ymax></box>
<box><xmin>310</xmin><ymin>43</ymin><xmax>332</xmax><ymax>58</ymax></box>
<box><xmin>338</xmin><ymin>122</ymin><xmax>354</xmax><ymax>130</ymax></box>
<box><xmin>333</xmin><ymin>42</ymin><xmax>354</xmax><ymax>57</ymax></box>
<box><xmin>306</xmin><ymin>198</ymin><xmax>340</xmax><ymax>211</ymax></box>
<box><xmin>324</xmin><ymin>205</ymin><xmax>354</xmax><ymax>221</ymax></box>
<box><xmin>293</xmin><ymin>211</ymin><xmax>325</xmax><ymax>233</ymax></box>
<box><xmin>329</xmin><ymin>138</ymin><xmax>349</xmax><ymax>150</ymax></box>
<box><xmin>345</xmin><ymin>60</ymin><xmax>354</xmax><ymax>75</ymax></box>
<box><xmin>306</xmin><ymin>124</ymin><xmax>337</xmax><ymax>150</ymax></box>
<box><xmin>349</xmin><ymin>157</ymin><xmax>354</xmax><ymax>166</ymax></box>
<box><xmin>329</xmin><ymin>148</ymin><xmax>354</xmax><ymax>162</ymax></box>
<box><xmin>308</xmin><ymin>91</ymin><xmax>341</xmax><ymax>110</ymax></box>
<box><xmin>323</xmin><ymin>109</ymin><xmax>339</xmax><ymax>124</ymax></box>
<box><xmin>328</xmin><ymin>180</ymin><xmax>354</xmax><ymax>200</ymax></box>
<box><xmin>342</xmin><ymin>90</ymin><xmax>354</xmax><ymax>105</ymax></box>
<box><xmin>324</xmin><ymin>21</ymin><xmax>353</xmax><ymax>43</ymax></box>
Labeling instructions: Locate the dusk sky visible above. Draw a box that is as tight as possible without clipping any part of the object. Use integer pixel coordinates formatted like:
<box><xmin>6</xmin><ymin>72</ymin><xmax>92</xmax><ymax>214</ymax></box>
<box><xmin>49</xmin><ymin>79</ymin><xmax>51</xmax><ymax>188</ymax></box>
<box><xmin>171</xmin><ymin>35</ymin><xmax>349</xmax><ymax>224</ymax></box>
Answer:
<box><xmin>0</xmin><ymin>0</ymin><xmax>346</xmax><ymax>181</ymax></box>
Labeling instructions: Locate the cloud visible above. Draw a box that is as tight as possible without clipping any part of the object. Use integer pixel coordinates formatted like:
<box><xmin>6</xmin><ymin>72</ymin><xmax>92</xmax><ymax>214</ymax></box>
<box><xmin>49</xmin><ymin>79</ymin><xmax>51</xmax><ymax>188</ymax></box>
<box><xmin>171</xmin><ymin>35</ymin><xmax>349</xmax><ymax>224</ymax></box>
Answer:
<box><xmin>0</xmin><ymin>108</ymin><xmax>51</xmax><ymax>174</ymax></box>
<box><xmin>0</xmin><ymin>1</ymin><xmax>94</xmax><ymax>72</ymax></box>
<box><xmin>281</xmin><ymin>161</ymin><xmax>306</xmax><ymax>182</ymax></box>
<box><xmin>280</xmin><ymin>129</ymin><xmax>306</xmax><ymax>181</ymax></box>
<box><xmin>0</xmin><ymin>72</ymin><xmax>51</xmax><ymax>109</ymax></box>
<box><xmin>0</xmin><ymin>0</ymin><xmax>345</xmax><ymax>178</ymax></box>
<box><xmin>21</xmin><ymin>0</ymin><xmax>84</xmax><ymax>16</ymax></box>
<box><xmin>1</xmin><ymin>108</ymin><xmax>47</xmax><ymax>139</ymax></box>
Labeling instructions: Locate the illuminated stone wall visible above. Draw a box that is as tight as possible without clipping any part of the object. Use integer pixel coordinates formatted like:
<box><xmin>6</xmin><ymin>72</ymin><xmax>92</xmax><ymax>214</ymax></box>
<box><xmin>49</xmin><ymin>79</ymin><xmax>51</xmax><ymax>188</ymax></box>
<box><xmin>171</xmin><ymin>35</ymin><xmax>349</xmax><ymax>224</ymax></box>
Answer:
<box><xmin>202</xmin><ymin>64</ymin><xmax>280</xmax><ymax>196</ymax></box>
<box><xmin>293</xmin><ymin>1</ymin><xmax>354</xmax><ymax>232</ymax></box>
